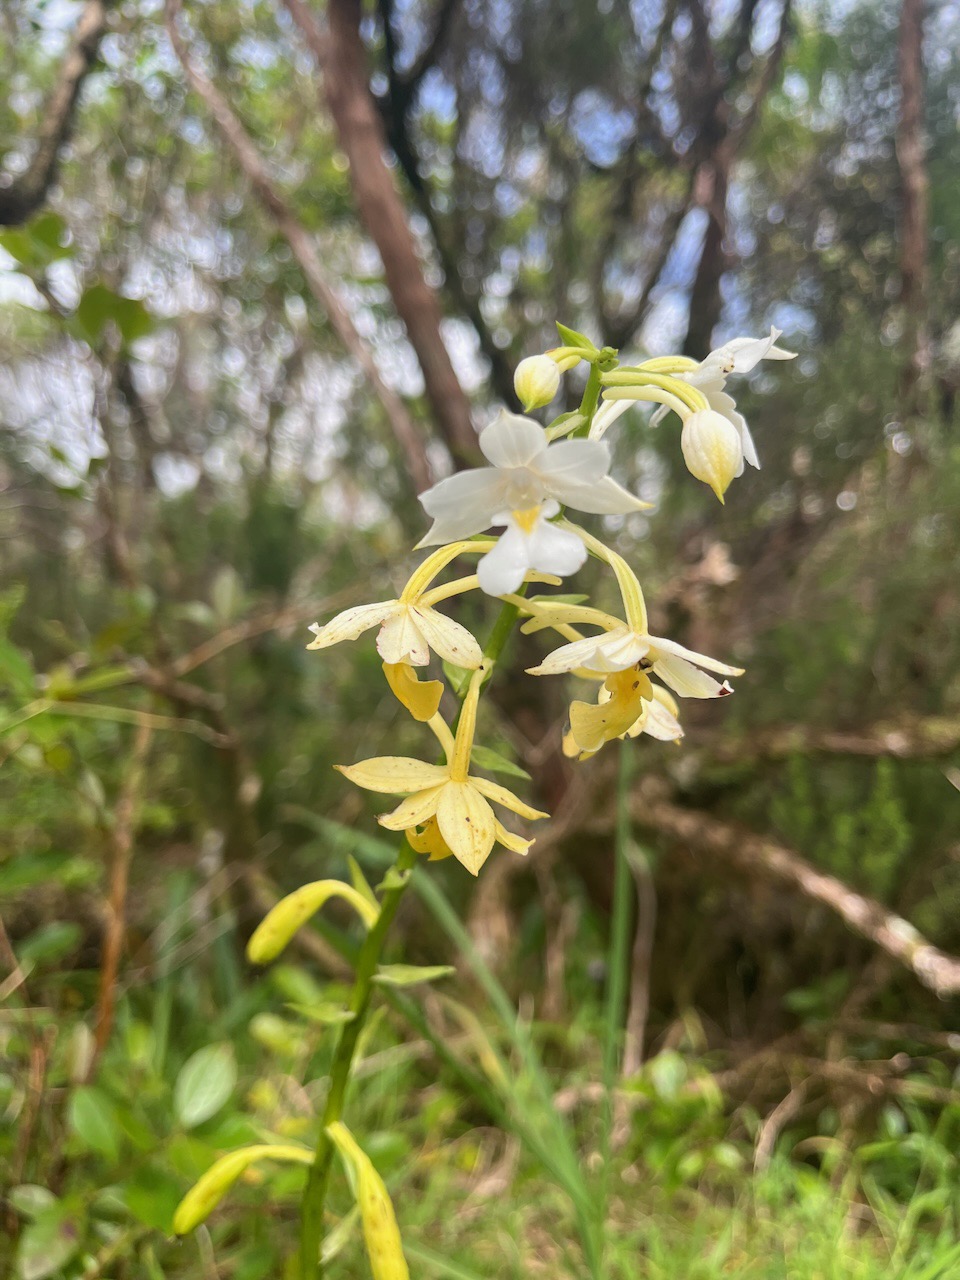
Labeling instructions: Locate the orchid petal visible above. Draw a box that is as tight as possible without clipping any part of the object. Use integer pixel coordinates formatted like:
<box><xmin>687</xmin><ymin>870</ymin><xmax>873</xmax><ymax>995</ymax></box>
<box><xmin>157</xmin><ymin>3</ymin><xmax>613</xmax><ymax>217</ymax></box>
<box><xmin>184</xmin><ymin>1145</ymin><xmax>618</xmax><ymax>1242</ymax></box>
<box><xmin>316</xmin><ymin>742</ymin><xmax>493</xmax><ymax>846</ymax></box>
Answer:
<box><xmin>471</xmin><ymin>775</ymin><xmax>549</xmax><ymax>821</ymax></box>
<box><xmin>652</xmin><ymin>654</ymin><xmax>735</xmax><ymax>699</ymax></box>
<box><xmin>376</xmin><ymin>608</ymin><xmax>430</xmax><ymax>666</ymax></box>
<box><xmin>417</xmin><ymin>468</ymin><xmax>508</xmax><ymax>546</ymax></box>
<box><xmin>647</xmin><ymin>635</ymin><xmax>744</xmax><ymax>677</ymax></box>
<box><xmin>551</xmin><ymin>472</ymin><xmax>653</xmax><ymax>514</ymax></box>
<box><xmin>378</xmin><ymin>785</ymin><xmax>446</xmax><ymax>831</ymax></box>
<box><xmin>493</xmin><ymin>819</ymin><xmax>534</xmax><ymax>856</ymax></box>
<box><xmin>478</xmin><ymin>411</ymin><xmax>548</xmax><ymax>468</ymax></box>
<box><xmin>410</xmin><ymin>606</ymin><xmax>483</xmax><ymax>669</ymax></box>
<box><xmin>307</xmin><ymin>601</ymin><xmax>393</xmax><ymax>650</ymax></box>
<box><xmin>336</xmin><ymin>757</ymin><xmax>448</xmax><ymax>794</ymax></box>
<box><xmin>535</xmin><ymin>438</ymin><xmax>610</xmax><ymax>487</ymax></box>
<box><xmin>383</xmin><ymin>662</ymin><xmax>444</xmax><ymax>722</ymax></box>
<box><xmin>436</xmin><ymin>782</ymin><xmax>497</xmax><ymax>875</ymax></box>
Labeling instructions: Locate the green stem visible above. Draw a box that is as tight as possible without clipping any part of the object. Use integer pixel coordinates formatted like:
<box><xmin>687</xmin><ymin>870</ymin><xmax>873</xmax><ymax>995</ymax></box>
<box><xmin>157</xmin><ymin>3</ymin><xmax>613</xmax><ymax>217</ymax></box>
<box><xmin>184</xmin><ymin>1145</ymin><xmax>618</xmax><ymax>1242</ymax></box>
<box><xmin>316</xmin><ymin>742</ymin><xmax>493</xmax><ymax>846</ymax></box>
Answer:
<box><xmin>598</xmin><ymin>740</ymin><xmax>635</xmax><ymax>1266</ymax></box>
<box><xmin>299</xmin><ymin>596</ymin><xmax>522</xmax><ymax>1278</ymax></box>
<box><xmin>574</xmin><ymin>362</ymin><xmax>603</xmax><ymax>437</ymax></box>
<box><xmin>299</xmin><ymin>839</ymin><xmax>417</xmax><ymax>1276</ymax></box>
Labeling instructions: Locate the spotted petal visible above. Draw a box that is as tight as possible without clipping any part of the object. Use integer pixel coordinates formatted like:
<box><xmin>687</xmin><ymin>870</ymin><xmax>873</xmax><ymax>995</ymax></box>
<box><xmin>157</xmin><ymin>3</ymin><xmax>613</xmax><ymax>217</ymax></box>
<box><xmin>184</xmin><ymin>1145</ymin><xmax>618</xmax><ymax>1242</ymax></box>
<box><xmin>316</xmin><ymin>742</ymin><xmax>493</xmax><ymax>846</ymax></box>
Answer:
<box><xmin>410</xmin><ymin>606</ymin><xmax>483</xmax><ymax>668</ymax></box>
<box><xmin>376</xmin><ymin>607</ymin><xmax>429</xmax><ymax>666</ymax></box>
<box><xmin>436</xmin><ymin>782</ymin><xmax>497</xmax><ymax>875</ymax></box>
<box><xmin>307</xmin><ymin>601</ymin><xmax>393</xmax><ymax>650</ymax></box>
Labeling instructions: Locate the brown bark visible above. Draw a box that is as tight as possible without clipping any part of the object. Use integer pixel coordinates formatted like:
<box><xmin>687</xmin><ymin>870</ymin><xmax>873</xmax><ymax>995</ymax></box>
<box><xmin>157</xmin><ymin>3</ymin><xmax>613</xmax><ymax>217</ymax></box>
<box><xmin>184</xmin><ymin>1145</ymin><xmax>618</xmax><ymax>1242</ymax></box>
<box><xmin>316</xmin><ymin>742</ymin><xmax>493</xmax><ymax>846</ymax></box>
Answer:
<box><xmin>682</xmin><ymin>0</ymin><xmax>792</xmax><ymax>357</ymax></box>
<box><xmin>896</xmin><ymin>0</ymin><xmax>930</xmax><ymax>402</ymax></box>
<box><xmin>164</xmin><ymin>0</ymin><xmax>432</xmax><ymax>495</ymax></box>
<box><xmin>0</xmin><ymin>0</ymin><xmax>110</xmax><ymax>225</ymax></box>
<box><xmin>87</xmin><ymin>721</ymin><xmax>152</xmax><ymax>1078</ymax></box>
<box><xmin>634</xmin><ymin>790</ymin><xmax>960</xmax><ymax>998</ymax></box>
<box><xmin>284</xmin><ymin>0</ymin><xmax>479</xmax><ymax>466</ymax></box>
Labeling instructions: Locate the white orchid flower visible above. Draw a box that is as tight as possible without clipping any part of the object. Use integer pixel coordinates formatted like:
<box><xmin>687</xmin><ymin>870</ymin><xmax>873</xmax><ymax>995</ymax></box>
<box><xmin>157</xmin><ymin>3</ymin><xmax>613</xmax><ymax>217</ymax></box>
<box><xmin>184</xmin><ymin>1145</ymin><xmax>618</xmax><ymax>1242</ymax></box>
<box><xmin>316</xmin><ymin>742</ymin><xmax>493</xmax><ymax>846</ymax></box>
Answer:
<box><xmin>652</xmin><ymin>327</ymin><xmax>796</xmax><ymax>472</ymax></box>
<box><xmin>417</xmin><ymin>410</ymin><xmax>650</xmax><ymax>550</ymax></box>
<box><xmin>477</xmin><ymin>499</ymin><xmax>587</xmax><ymax>597</ymax></box>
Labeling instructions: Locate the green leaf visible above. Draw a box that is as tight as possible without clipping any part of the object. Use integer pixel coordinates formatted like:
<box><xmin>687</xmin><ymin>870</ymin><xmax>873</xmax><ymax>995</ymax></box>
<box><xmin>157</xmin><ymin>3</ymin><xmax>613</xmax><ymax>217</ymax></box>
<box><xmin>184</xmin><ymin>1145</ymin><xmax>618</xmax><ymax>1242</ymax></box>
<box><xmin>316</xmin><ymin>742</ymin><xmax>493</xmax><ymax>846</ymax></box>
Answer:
<box><xmin>173</xmin><ymin>1044</ymin><xmax>237</xmax><ymax>1129</ymax></box>
<box><xmin>75</xmin><ymin>283</ymin><xmax>154</xmax><ymax>347</ymax></box>
<box><xmin>373</xmin><ymin>964</ymin><xmax>456</xmax><ymax>988</ymax></box>
<box><xmin>8</xmin><ymin>1186</ymin><xmax>56</xmax><ymax>1221</ymax></box>
<box><xmin>347</xmin><ymin>854</ymin><xmax>378</xmax><ymax>910</ymax></box>
<box><xmin>15</xmin><ymin>1205</ymin><xmax>82</xmax><ymax>1280</ymax></box>
<box><xmin>68</xmin><ymin>1085</ymin><xmax>120</xmax><ymax>1160</ymax></box>
<box><xmin>555</xmin><ymin>321</ymin><xmax>597</xmax><ymax>351</ymax></box>
<box><xmin>375</xmin><ymin>867</ymin><xmax>411</xmax><ymax>894</ymax></box>
<box><xmin>121</xmin><ymin>1166</ymin><xmax>187</xmax><ymax>1232</ymax></box>
<box><xmin>441</xmin><ymin>659</ymin><xmax>472</xmax><ymax>696</ymax></box>
<box><xmin>469</xmin><ymin>744</ymin><xmax>531</xmax><ymax>781</ymax></box>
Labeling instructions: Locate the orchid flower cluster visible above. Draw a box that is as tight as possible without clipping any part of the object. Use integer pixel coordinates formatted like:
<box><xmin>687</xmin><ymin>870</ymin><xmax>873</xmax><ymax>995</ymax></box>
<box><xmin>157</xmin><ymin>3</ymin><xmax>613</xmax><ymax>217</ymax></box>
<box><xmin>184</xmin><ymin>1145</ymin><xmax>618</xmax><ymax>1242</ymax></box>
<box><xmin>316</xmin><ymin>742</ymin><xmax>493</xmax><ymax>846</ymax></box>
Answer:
<box><xmin>308</xmin><ymin>323</ymin><xmax>795</xmax><ymax>876</ymax></box>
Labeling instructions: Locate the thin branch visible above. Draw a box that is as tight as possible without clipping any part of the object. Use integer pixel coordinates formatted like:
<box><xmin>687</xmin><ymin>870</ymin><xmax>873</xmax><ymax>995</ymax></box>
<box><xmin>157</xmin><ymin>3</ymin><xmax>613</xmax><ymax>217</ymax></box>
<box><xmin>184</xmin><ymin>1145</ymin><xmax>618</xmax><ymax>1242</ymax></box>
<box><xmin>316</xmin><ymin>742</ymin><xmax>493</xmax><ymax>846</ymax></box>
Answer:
<box><xmin>0</xmin><ymin>0</ymin><xmax>110</xmax><ymax>225</ymax></box>
<box><xmin>163</xmin><ymin>0</ymin><xmax>433</xmax><ymax>494</ymax></box>
<box><xmin>633</xmin><ymin>787</ymin><xmax>960</xmax><ymax>998</ymax></box>
<box><xmin>702</xmin><ymin>714</ymin><xmax>960</xmax><ymax>763</ymax></box>
<box><xmin>87</xmin><ymin>721</ymin><xmax>152</xmax><ymax>1078</ymax></box>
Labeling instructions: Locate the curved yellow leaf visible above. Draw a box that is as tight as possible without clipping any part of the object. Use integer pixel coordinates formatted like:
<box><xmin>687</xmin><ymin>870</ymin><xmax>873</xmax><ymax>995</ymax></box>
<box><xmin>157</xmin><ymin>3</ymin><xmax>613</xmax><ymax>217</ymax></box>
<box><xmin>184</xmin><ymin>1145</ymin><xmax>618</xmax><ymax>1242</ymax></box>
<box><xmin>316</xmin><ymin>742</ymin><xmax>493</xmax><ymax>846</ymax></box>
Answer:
<box><xmin>247</xmin><ymin>881</ymin><xmax>379</xmax><ymax>964</ymax></box>
<box><xmin>327</xmin><ymin>1121</ymin><xmax>409</xmax><ymax>1280</ymax></box>
<box><xmin>173</xmin><ymin>1143</ymin><xmax>313</xmax><ymax>1235</ymax></box>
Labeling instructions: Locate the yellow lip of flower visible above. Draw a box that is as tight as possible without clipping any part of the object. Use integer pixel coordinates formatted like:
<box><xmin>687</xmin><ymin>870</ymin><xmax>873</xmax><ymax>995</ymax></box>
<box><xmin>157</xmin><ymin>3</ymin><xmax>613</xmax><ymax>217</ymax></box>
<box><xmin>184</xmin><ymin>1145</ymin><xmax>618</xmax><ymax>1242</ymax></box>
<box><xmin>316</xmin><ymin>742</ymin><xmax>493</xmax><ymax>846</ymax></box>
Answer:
<box><xmin>336</xmin><ymin>665</ymin><xmax>547</xmax><ymax>875</ymax></box>
<box><xmin>382</xmin><ymin>662</ymin><xmax>444</xmax><ymax>722</ymax></box>
<box><xmin>567</xmin><ymin>665</ymin><xmax>653</xmax><ymax>756</ymax></box>
<box><xmin>564</xmin><ymin>681</ymin><xmax>683</xmax><ymax>760</ymax></box>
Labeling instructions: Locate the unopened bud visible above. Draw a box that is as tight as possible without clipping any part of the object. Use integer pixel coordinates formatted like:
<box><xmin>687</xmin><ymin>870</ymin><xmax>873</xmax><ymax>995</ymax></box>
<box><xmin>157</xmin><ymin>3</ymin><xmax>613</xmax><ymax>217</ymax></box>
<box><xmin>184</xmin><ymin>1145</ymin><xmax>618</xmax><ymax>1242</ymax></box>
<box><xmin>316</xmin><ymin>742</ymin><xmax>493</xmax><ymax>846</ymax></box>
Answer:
<box><xmin>514</xmin><ymin>355</ymin><xmax>560</xmax><ymax>410</ymax></box>
<box><xmin>680</xmin><ymin>410</ymin><xmax>743</xmax><ymax>503</ymax></box>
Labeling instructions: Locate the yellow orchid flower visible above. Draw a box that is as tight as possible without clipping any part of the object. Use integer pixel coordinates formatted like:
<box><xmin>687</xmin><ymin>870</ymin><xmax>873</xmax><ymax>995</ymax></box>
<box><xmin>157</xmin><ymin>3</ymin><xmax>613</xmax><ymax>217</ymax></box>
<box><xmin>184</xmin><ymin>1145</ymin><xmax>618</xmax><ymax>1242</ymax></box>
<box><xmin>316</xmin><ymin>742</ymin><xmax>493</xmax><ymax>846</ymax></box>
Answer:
<box><xmin>307</xmin><ymin>542</ymin><xmax>493</xmax><ymax>668</ymax></box>
<box><xmin>336</xmin><ymin>664</ymin><xmax>546</xmax><ymax>875</ymax></box>
<box><xmin>564</xmin><ymin>682</ymin><xmax>683</xmax><ymax>760</ymax></box>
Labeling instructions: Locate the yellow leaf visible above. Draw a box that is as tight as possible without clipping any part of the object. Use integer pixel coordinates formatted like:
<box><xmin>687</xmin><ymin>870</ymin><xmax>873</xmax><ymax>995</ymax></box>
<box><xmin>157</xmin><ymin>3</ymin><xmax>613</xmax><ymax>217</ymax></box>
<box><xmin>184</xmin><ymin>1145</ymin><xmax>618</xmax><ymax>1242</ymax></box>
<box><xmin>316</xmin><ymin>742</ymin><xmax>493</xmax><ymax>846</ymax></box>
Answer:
<box><xmin>326</xmin><ymin>1121</ymin><xmax>409</xmax><ymax>1280</ymax></box>
<box><xmin>173</xmin><ymin>1144</ymin><xmax>313</xmax><ymax>1234</ymax></box>
<box><xmin>247</xmin><ymin>881</ymin><xmax>379</xmax><ymax>964</ymax></box>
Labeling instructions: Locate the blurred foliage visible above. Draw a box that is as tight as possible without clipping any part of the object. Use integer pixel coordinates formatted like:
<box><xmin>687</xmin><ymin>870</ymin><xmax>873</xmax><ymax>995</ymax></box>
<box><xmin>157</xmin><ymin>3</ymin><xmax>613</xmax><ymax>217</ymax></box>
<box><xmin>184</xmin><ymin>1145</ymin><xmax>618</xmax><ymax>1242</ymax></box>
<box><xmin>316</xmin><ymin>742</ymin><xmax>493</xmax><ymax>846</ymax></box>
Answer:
<box><xmin>1</xmin><ymin>0</ymin><xmax>959</xmax><ymax>1274</ymax></box>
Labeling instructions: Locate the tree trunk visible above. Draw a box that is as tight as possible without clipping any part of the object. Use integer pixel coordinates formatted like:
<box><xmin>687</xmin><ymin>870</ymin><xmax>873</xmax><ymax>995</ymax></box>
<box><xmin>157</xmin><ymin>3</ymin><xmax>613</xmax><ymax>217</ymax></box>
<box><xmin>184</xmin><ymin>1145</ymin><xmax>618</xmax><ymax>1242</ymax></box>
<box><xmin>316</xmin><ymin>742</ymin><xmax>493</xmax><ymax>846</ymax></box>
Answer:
<box><xmin>314</xmin><ymin>0</ymin><xmax>479</xmax><ymax>465</ymax></box>
<box><xmin>895</xmin><ymin>0</ymin><xmax>929</xmax><ymax>408</ymax></box>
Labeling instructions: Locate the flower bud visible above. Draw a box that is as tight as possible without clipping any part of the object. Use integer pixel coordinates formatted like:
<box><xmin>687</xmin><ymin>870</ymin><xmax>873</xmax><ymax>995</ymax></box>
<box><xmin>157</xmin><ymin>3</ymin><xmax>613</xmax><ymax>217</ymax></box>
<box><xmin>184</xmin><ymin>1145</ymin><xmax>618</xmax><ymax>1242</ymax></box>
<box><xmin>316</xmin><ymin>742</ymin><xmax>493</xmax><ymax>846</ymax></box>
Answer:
<box><xmin>513</xmin><ymin>355</ymin><xmax>560</xmax><ymax>410</ymax></box>
<box><xmin>680</xmin><ymin>409</ymin><xmax>743</xmax><ymax>503</ymax></box>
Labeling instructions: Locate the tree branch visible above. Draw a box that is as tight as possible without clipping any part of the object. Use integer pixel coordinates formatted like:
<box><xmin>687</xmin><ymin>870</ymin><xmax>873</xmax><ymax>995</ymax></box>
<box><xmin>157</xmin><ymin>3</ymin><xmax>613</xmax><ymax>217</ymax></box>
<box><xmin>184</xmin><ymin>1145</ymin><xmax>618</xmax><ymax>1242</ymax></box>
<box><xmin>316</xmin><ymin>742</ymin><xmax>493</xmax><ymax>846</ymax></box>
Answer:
<box><xmin>702</xmin><ymin>714</ymin><xmax>960</xmax><ymax>763</ymax></box>
<box><xmin>633</xmin><ymin>788</ymin><xmax>960</xmax><ymax>998</ymax></box>
<box><xmin>283</xmin><ymin>0</ymin><xmax>479</xmax><ymax>465</ymax></box>
<box><xmin>163</xmin><ymin>0</ymin><xmax>433</xmax><ymax>495</ymax></box>
<box><xmin>0</xmin><ymin>0</ymin><xmax>110</xmax><ymax>226</ymax></box>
